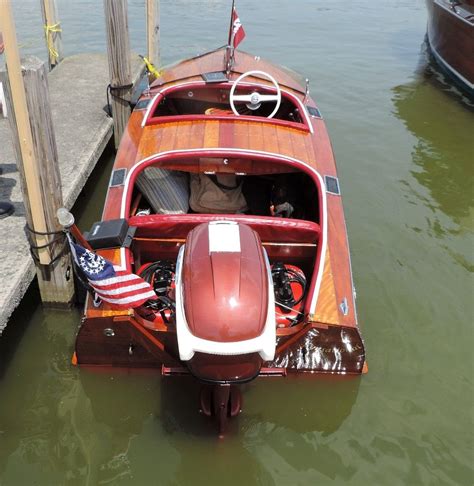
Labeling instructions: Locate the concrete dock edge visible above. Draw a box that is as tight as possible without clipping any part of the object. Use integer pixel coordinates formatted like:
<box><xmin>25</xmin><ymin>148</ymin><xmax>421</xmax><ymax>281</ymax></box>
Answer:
<box><xmin>0</xmin><ymin>53</ymin><xmax>144</xmax><ymax>332</ymax></box>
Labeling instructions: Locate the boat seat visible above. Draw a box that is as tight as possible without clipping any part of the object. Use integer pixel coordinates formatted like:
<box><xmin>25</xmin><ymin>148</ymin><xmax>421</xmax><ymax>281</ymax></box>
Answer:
<box><xmin>204</xmin><ymin>107</ymin><xmax>234</xmax><ymax>116</ymax></box>
<box><xmin>129</xmin><ymin>213</ymin><xmax>320</xmax><ymax>244</ymax></box>
<box><xmin>136</xmin><ymin>168</ymin><xmax>189</xmax><ymax>214</ymax></box>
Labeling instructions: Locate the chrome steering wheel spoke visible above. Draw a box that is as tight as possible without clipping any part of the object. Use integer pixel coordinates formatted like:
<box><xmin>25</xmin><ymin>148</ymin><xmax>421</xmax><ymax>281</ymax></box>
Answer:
<box><xmin>230</xmin><ymin>70</ymin><xmax>282</xmax><ymax>118</ymax></box>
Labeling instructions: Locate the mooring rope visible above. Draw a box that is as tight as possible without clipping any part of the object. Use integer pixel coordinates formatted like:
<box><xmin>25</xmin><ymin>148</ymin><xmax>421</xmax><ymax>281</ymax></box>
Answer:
<box><xmin>43</xmin><ymin>22</ymin><xmax>62</xmax><ymax>61</ymax></box>
<box><xmin>26</xmin><ymin>224</ymin><xmax>67</xmax><ymax>266</ymax></box>
<box><xmin>140</xmin><ymin>55</ymin><xmax>163</xmax><ymax>79</ymax></box>
<box><xmin>106</xmin><ymin>83</ymin><xmax>135</xmax><ymax>116</ymax></box>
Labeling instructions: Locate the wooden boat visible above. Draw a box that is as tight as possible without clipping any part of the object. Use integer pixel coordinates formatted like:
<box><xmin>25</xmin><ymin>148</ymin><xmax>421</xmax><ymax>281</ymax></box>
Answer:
<box><xmin>425</xmin><ymin>0</ymin><xmax>474</xmax><ymax>97</ymax></box>
<box><xmin>71</xmin><ymin>33</ymin><xmax>366</xmax><ymax>431</ymax></box>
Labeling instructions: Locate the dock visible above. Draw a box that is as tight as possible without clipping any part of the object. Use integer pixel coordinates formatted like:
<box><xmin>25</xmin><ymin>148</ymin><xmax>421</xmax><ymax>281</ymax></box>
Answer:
<box><xmin>0</xmin><ymin>53</ymin><xmax>144</xmax><ymax>332</ymax></box>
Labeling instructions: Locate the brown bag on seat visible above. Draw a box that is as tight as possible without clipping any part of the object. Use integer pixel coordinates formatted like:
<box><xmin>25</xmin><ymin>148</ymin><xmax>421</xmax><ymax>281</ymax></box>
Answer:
<box><xmin>189</xmin><ymin>174</ymin><xmax>248</xmax><ymax>213</ymax></box>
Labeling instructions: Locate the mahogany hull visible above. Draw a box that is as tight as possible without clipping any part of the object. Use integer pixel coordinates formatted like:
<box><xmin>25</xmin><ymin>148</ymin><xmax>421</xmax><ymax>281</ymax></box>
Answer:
<box><xmin>426</xmin><ymin>0</ymin><xmax>474</xmax><ymax>96</ymax></box>
<box><xmin>75</xmin><ymin>48</ymin><xmax>366</xmax><ymax>379</ymax></box>
<box><xmin>75</xmin><ymin>314</ymin><xmax>365</xmax><ymax>375</ymax></box>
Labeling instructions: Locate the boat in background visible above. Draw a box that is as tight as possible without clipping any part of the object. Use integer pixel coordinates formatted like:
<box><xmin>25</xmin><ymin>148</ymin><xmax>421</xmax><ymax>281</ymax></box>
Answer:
<box><xmin>66</xmin><ymin>3</ymin><xmax>366</xmax><ymax>433</ymax></box>
<box><xmin>425</xmin><ymin>0</ymin><xmax>474</xmax><ymax>97</ymax></box>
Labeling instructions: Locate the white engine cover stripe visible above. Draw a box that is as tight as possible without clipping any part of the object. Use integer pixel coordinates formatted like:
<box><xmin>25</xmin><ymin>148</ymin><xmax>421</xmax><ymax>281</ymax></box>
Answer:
<box><xmin>208</xmin><ymin>221</ymin><xmax>241</xmax><ymax>253</ymax></box>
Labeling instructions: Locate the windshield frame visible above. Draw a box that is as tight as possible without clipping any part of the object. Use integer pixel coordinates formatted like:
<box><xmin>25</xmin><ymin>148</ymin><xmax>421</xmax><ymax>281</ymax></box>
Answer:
<box><xmin>141</xmin><ymin>81</ymin><xmax>313</xmax><ymax>133</ymax></box>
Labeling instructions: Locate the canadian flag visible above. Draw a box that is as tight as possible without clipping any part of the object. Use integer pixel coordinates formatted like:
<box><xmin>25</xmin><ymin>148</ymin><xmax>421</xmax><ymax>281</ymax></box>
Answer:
<box><xmin>229</xmin><ymin>7</ymin><xmax>246</xmax><ymax>49</ymax></box>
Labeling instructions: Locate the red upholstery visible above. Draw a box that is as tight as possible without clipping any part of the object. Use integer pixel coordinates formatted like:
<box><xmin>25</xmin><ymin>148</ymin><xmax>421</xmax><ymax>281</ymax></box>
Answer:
<box><xmin>129</xmin><ymin>214</ymin><xmax>320</xmax><ymax>244</ymax></box>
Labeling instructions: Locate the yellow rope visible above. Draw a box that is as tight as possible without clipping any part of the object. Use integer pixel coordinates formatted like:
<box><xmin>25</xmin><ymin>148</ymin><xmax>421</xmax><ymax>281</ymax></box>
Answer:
<box><xmin>44</xmin><ymin>23</ymin><xmax>62</xmax><ymax>61</ymax></box>
<box><xmin>142</xmin><ymin>56</ymin><xmax>163</xmax><ymax>79</ymax></box>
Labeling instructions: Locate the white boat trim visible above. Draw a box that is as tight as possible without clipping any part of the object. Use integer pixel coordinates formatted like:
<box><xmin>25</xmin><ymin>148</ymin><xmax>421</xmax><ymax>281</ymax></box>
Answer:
<box><xmin>119</xmin><ymin>147</ymin><xmax>328</xmax><ymax>316</ymax></box>
<box><xmin>175</xmin><ymin>245</ymin><xmax>276</xmax><ymax>361</ymax></box>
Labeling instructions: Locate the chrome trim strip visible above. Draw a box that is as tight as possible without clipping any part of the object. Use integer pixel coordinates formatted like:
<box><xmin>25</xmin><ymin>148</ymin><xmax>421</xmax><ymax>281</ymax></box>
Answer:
<box><xmin>434</xmin><ymin>0</ymin><xmax>474</xmax><ymax>28</ymax></box>
<box><xmin>430</xmin><ymin>42</ymin><xmax>474</xmax><ymax>89</ymax></box>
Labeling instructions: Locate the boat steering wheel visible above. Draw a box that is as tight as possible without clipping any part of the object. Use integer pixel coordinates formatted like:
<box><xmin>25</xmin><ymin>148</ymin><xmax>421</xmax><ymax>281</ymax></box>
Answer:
<box><xmin>229</xmin><ymin>70</ymin><xmax>282</xmax><ymax>118</ymax></box>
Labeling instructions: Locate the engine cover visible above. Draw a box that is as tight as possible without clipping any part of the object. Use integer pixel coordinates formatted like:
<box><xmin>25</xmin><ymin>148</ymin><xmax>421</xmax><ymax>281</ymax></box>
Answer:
<box><xmin>175</xmin><ymin>221</ymin><xmax>276</xmax><ymax>382</ymax></box>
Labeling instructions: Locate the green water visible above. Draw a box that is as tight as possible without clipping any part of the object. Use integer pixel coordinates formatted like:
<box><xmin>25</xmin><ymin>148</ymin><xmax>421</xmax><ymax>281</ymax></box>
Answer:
<box><xmin>1</xmin><ymin>1</ymin><xmax>473</xmax><ymax>485</ymax></box>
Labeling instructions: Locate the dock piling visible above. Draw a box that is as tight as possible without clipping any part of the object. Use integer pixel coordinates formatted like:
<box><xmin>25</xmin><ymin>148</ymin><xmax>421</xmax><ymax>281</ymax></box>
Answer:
<box><xmin>146</xmin><ymin>0</ymin><xmax>161</xmax><ymax>69</ymax></box>
<box><xmin>1</xmin><ymin>2</ymin><xmax>49</xmax><ymax>265</ymax></box>
<box><xmin>104</xmin><ymin>0</ymin><xmax>132</xmax><ymax>149</ymax></box>
<box><xmin>0</xmin><ymin>0</ymin><xmax>74</xmax><ymax>304</ymax></box>
<box><xmin>1</xmin><ymin>56</ymin><xmax>75</xmax><ymax>304</ymax></box>
<box><xmin>41</xmin><ymin>0</ymin><xmax>63</xmax><ymax>70</ymax></box>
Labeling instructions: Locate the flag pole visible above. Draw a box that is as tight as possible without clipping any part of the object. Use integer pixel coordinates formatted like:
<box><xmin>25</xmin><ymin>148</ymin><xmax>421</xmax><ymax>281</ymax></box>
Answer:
<box><xmin>227</xmin><ymin>0</ymin><xmax>236</xmax><ymax>46</ymax></box>
<box><xmin>225</xmin><ymin>0</ymin><xmax>236</xmax><ymax>75</ymax></box>
<box><xmin>57</xmin><ymin>208</ymin><xmax>93</xmax><ymax>250</ymax></box>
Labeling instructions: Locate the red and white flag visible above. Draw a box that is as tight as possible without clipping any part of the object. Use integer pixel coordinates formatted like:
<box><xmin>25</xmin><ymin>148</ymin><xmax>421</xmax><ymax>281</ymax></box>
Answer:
<box><xmin>68</xmin><ymin>237</ymin><xmax>157</xmax><ymax>309</ymax></box>
<box><xmin>229</xmin><ymin>7</ymin><xmax>246</xmax><ymax>49</ymax></box>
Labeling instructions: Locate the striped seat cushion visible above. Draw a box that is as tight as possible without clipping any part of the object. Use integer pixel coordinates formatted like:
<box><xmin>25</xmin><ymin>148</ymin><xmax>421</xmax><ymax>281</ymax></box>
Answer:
<box><xmin>136</xmin><ymin>167</ymin><xmax>189</xmax><ymax>214</ymax></box>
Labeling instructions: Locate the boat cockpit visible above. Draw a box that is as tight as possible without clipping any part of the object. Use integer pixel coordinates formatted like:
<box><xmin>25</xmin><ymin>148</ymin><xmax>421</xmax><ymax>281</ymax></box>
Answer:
<box><xmin>142</xmin><ymin>70</ymin><xmax>311</xmax><ymax>130</ymax></box>
<box><xmin>117</xmin><ymin>153</ymin><xmax>324</xmax><ymax>327</ymax></box>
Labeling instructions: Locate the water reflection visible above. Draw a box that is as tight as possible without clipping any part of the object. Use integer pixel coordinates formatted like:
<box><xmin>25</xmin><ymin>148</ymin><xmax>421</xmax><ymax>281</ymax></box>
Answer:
<box><xmin>236</xmin><ymin>376</ymin><xmax>361</xmax><ymax>483</ymax></box>
<box><xmin>78</xmin><ymin>372</ymin><xmax>284</xmax><ymax>484</ymax></box>
<box><xmin>244</xmin><ymin>375</ymin><xmax>361</xmax><ymax>435</ymax></box>
<box><xmin>423</xmin><ymin>42</ymin><xmax>474</xmax><ymax>108</ymax></box>
<box><xmin>76</xmin><ymin>369</ymin><xmax>163</xmax><ymax>484</ymax></box>
<box><xmin>392</xmin><ymin>61</ymin><xmax>474</xmax><ymax>231</ymax></box>
<box><xmin>392</xmin><ymin>51</ymin><xmax>474</xmax><ymax>277</ymax></box>
<box><xmin>80</xmin><ymin>371</ymin><xmax>361</xmax><ymax>437</ymax></box>
<box><xmin>75</xmin><ymin>369</ymin><xmax>361</xmax><ymax>483</ymax></box>
<box><xmin>0</xmin><ymin>292</ymin><xmax>81</xmax><ymax>484</ymax></box>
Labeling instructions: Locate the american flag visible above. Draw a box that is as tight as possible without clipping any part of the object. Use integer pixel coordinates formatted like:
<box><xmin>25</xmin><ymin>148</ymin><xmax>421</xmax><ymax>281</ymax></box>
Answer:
<box><xmin>68</xmin><ymin>237</ymin><xmax>156</xmax><ymax>308</ymax></box>
<box><xmin>229</xmin><ymin>7</ymin><xmax>246</xmax><ymax>49</ymax></box>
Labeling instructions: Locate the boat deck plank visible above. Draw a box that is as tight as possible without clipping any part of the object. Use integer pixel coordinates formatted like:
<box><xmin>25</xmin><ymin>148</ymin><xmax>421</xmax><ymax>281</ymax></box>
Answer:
<box><xmin>203</xmin><ymin>120</ymin><xmax>220</xmax><ymax>148</ymax></box>
<box><xmin>156</xmin><ymin>48</ymin><xmax>306</xmax><ymax>95</ymax></box>
<box><xmin>312</xmin><ymin>248</ymin><xmax>339</xmax><ymax>325</ymax></box>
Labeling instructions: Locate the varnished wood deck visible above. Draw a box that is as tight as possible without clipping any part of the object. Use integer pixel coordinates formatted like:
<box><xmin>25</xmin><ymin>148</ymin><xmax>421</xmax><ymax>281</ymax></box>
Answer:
<box><xmin>100</xmin><ymin>49</ymin><xmax>358</xmax><ymax>331</ymax></box>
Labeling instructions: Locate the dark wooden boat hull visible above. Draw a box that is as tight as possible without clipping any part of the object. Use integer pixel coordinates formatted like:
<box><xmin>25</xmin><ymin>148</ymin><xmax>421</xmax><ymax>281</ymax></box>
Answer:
<box><xmin>425</xmin><ymin>0</ymin><xmax>474</xmax><ymax>97</ymax></box>
<box><xmin>75</xmin><ymin>313</ymin><xmax>366</xmax><ymax>374</ymax></box>
<box><xmin>71</xmin><ymin>45</ymin><xmax>368</xmax><ymax>431</ymax></box>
